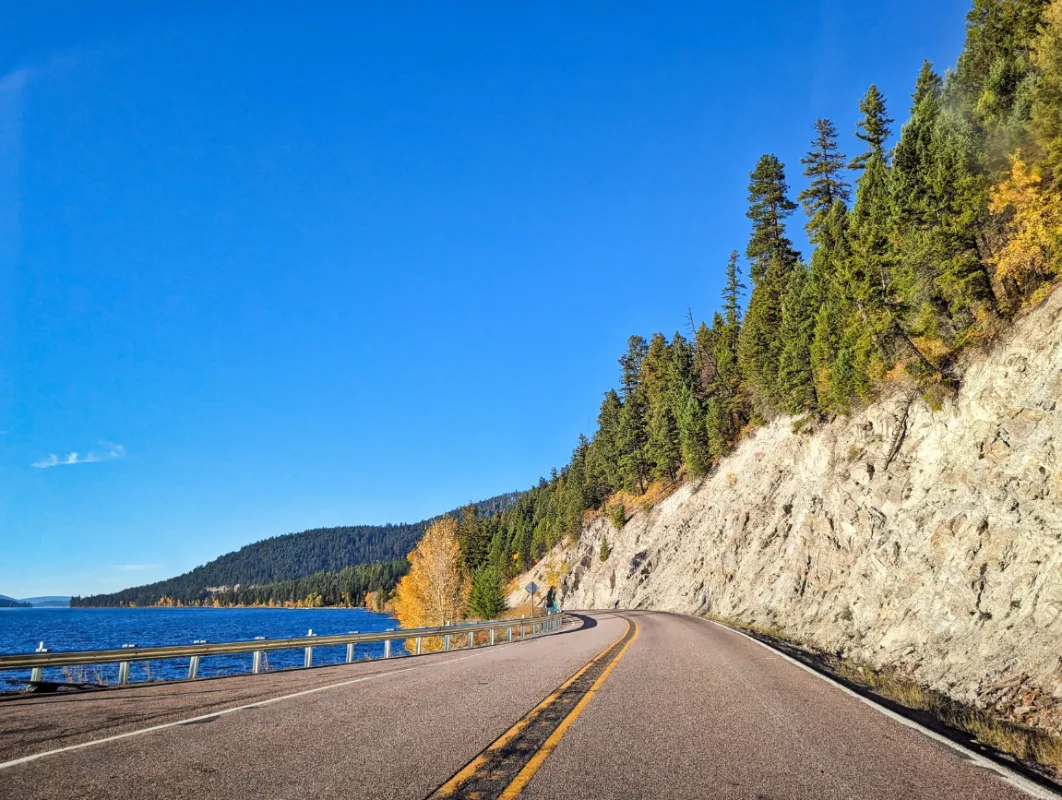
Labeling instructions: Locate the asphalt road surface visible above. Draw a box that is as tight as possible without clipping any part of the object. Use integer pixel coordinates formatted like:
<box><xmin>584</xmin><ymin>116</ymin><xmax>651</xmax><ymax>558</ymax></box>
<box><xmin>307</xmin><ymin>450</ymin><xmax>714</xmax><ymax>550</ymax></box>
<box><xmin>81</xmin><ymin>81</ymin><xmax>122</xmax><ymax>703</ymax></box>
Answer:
<box><xmin>0</xmin><ymin>610</ymin><xmax>1053</xmax><ymax>799</ymax></box>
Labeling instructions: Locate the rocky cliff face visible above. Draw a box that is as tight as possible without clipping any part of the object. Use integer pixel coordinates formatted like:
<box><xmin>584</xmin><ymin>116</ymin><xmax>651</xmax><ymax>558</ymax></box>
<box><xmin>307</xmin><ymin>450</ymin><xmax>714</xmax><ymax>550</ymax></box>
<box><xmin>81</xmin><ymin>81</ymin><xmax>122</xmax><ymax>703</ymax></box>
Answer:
<box><xmin>521</xmin><ymin>287</ymin><xmax>1062</xmax><ymax>731</ymax></box>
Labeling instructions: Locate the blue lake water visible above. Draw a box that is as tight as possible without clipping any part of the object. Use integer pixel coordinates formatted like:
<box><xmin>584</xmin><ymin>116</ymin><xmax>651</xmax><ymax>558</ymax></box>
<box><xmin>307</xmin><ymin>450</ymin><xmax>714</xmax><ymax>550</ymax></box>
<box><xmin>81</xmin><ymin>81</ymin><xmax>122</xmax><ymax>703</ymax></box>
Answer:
<box><xmin>0</xmin><ymin>607</ymin><xmax>401</xmax><ymax>689</ymax></box>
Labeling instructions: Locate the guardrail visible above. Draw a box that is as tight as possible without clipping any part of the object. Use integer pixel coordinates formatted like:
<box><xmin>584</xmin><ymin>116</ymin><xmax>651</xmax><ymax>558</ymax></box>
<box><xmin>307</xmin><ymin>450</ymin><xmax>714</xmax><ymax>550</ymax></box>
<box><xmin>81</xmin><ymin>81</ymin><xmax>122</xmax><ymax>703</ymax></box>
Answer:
<box><xmin>0</xmin><ymin>613</ymin><xmax>564</xmax><ymax>689</ymax></box>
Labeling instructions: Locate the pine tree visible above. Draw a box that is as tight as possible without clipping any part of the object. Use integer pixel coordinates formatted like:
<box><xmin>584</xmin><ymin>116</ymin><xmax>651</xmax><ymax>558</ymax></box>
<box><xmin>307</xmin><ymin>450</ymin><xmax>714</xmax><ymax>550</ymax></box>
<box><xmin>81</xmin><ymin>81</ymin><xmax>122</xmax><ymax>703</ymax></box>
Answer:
<box><xmin>693</xmin><ymin>321</ymin><xmax>719</xmax><ymax>398</ymax></box>
<box><xmin>457</xmin><ymin>504</ymin><xmax>491</xmax><ymax>572</ymax></box>
<box><xmin>850</xmin><ymin>85</ymin><xmax>894</xmax><ymax>171</ymax></box>
<box><xmin>677</xmin><ymin>386</ymin><xmax>712</xmax><ymax>477</ymax></box>
<box><xmin>891</xmin><ymin>61</ymin><xmax>960</xmax><ymax>343</ymax></box>
<box><xmin>893</xmin><ymin>62</ymin><xmax>944</xmax><ymax>220</ymax></box>
<box><xmin>467</xmin><ymin>565</ymin><xmax>507</xmax><ymax>620</ymax></box>
<box><xmin>741</xmin><ymin>156</ymin><xmax>801</xmax><ymax>414</ymax></box>
<box><xmin>799</xmin><ymin>118</ymin><xmax>851</xmax><ymax>240</ymax></box>
<box><xmin>927</xmin><ymin>112</ymin><xmax>999</xmax><ymax>328</ymax></box>
<box><xmin>1033</xmin><ymin>0</ymin><xmax>1062</xmax><ymax>186</ymax></box>
<box><xmin>618</xmin><ymin>335</ymin><xmax>648</xmax><ymax>396</ymax></box>
<box><xmin>588</xmin><ymin>390</ymin><xmax>624</xmax><ymax>494</ymax></box>
<box><xmin>723</xmin><ymin>249</ymin><xmax>745</xmax><ymax>328</ymax></box>
<box><xmin>808</xmin><ymin>202</ymin><xmax>850</xmax><ymax>410</ymax></box>
<box><xmin>615</xmin><ymin>336</ymin><xmax>650</xmax><ymax>492</ymax></box>
<box><xmin>643</xmin><ymin>334</ymin><xmax>682</xmax><ymax>481</ymax></box>
<box><xmin>617</xmin><ymin>388</ymin><xmax>649</xmax><ymax>492</ymax></box>
<box><xmin>745</xmin><ymin>154</ymin><xmax>801</xmax><ymax>282</ymax></box>
<box><xmin>776</xmin><ymin>264</ymin><xmax>818</xmax><ymax>413</ymax></box>
<box><xmin>714</xmin><ymin>255</ymin><xmax>745</xmax><ymax>439</ymax></box>
<box><xmin>955</xmin><ymin>0</ymin><xmax>1049</xmax><ymax>145</ymax></box>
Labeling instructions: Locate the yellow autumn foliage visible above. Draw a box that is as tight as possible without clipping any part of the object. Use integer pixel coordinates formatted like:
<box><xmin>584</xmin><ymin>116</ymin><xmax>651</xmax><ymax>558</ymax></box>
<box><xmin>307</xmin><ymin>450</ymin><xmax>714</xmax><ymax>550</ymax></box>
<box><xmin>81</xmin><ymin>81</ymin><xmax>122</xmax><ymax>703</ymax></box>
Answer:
<box><xmin>988</xmin><ymin>157</ymin><xmax>1062</xmax><ymax>299</ymax></box>
<box><xmin>392</xmin><ymin>517</ymin><xmax>469</xmax><ymax>652</ymax></box>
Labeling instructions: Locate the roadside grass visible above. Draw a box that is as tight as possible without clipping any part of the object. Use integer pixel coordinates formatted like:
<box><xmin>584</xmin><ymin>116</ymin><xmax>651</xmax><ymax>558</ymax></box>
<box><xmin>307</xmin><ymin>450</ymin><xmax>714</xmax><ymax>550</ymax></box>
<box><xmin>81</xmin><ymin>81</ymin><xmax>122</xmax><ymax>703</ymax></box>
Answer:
<box><xmin>704</xmin><ymin>613</ymin><xmax>1062</xmax><ymax>782</ymax></box>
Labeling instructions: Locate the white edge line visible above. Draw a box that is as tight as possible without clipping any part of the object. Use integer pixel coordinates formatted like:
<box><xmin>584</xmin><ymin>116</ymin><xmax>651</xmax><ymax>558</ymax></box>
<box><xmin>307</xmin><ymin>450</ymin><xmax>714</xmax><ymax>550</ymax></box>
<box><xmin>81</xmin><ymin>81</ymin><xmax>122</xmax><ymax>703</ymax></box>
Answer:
<box><xmin>702</xmin><ymin>617</ymin><xmax>1061</xmax><ymax>800</ymax></box>
<box><xmin>0</xmin><ymin>649</ymin><xmax>489</xmax><ymax>771</ymax></box>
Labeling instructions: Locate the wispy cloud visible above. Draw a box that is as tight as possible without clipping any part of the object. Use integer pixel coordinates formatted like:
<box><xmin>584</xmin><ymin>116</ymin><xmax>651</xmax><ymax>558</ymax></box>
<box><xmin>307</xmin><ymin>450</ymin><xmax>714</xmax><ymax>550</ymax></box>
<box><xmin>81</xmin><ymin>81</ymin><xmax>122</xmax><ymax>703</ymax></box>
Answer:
<box><xmin>114</xmin><ymin>563</ymin><xmax>159</xmax><ymax>572</ymax></box>
<box><xmin>32</xmin><ymin>442</ymin><xmax>126</xmax><ymax>469</ymax></box>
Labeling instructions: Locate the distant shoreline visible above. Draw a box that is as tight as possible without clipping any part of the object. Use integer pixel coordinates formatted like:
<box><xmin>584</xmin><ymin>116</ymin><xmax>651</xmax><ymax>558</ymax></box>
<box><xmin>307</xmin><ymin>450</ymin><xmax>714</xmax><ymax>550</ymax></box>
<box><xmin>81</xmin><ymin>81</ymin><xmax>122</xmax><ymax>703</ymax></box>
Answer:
<box><xmin>65</xmin><ymin>605</ymin><xmax>392</xmax><ymax>613</ymax></box>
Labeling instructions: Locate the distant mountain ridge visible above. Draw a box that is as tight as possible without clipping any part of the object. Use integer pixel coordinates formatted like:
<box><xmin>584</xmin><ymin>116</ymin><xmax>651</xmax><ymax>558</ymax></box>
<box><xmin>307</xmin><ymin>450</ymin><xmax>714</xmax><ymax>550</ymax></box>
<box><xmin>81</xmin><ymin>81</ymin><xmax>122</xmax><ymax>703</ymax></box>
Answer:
<box><xmin>73</xmin><ymin>492</ymin><xmax>521</xmax><ymax>607</ymax></box>
<box><xmin>21</xmin><ymin>596</ymin><xmax>72</xmax><ymax>607</ymax></box>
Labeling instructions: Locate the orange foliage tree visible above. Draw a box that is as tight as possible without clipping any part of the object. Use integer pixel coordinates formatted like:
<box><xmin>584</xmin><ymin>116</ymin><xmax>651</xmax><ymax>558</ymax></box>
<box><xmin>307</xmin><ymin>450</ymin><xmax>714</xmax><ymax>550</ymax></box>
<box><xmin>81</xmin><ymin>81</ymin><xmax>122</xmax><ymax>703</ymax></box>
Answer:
<box><xmin>392</xmin><ymin>517</ymin><xmax>468</xmax><ymax>652</ymax></box>
<box><xmin>988</xmin><ymin>157</ymin><xmax>1062</xmax><ymax>302</ymax></box>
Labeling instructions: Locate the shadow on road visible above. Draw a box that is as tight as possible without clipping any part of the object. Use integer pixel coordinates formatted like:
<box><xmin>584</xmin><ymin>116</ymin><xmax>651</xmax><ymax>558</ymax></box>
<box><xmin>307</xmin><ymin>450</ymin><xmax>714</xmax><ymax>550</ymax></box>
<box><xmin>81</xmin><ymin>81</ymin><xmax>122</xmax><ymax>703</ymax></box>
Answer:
<box><xmin>564</xmin><ymin>613</ymin><xmax>596</xmax><ymax>632</ymax></box>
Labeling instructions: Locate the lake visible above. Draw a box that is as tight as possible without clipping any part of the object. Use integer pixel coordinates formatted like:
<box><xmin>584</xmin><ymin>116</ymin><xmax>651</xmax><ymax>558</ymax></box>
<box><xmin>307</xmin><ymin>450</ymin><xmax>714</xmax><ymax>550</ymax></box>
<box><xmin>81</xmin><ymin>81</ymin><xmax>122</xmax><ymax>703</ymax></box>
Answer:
<box><xmin>0</xmin><ymin>606</ymin><xmax>401</xmax><ymax>690</ymax></box>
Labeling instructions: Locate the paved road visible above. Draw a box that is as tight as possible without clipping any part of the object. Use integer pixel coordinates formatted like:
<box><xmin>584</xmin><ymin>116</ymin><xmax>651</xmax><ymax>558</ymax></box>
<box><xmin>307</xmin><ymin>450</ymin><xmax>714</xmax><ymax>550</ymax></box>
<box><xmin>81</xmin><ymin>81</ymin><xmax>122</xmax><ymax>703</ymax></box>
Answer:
<box><xmin>0</xmin><ymin>611</ymin><xmax>1051</xmax><ymax>799</ymax></box>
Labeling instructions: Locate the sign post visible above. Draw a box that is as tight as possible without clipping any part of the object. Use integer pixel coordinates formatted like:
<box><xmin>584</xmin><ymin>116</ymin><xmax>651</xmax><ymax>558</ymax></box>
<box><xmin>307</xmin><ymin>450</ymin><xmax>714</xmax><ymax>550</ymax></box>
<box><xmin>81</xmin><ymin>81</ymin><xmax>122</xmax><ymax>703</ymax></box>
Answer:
<box><xmin>524</xmin><ymin>581</ymin><xmax>539</xmax><ymax>620</ymax></box>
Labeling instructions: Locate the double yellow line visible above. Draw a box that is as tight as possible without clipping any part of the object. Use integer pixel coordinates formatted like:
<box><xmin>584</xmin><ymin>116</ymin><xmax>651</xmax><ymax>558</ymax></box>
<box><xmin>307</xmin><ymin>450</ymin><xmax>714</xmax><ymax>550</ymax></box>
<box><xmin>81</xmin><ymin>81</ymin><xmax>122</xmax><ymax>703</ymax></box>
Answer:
<box><xmin>430</xmin><ymin>616</ymin><xmax>639</xmax><ymax>799</ymax></box>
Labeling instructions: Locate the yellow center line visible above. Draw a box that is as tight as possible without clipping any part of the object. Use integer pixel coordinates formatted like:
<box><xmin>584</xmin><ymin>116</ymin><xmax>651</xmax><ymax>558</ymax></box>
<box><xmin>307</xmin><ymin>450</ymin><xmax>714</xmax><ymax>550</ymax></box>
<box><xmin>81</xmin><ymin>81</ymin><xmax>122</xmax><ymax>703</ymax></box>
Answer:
<box><xmin>497</xmin><ymin>618</ymin><xmax>640</xmax><ymax>799</ymax></box>
<box><xmin>431</xmin><ymin>617</ymin><xmax>634</xmax><ymax>799</ymax></box>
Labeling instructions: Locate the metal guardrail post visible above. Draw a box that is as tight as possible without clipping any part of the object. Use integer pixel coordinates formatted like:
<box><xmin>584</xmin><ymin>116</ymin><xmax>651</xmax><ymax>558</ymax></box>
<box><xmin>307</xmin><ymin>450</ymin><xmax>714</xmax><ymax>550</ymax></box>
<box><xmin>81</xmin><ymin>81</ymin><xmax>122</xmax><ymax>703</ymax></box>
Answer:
<box><xmin>30</xmin><ymin>642</ymin><xmax>47</xmax><ymax>683</ymax></box>
<box><xmin>303</xmin><ymin>629</ymin><xmax>317</xmax><ymax>668</ymax></box>
<box><xmin>252</xmin><ymin>636</ymin><xmax>267</xmax><ymax>674</ymax></box>
<box><xmin>384</xmin><ymin>639</ymin><xmax>391</xmax><ymax>659</ymax></box>
<box><xmin>190</xmin><ymin>639</ymin><xmax>208</xmax><ymax>679</ymax></box>
<box><xmin>444</xmin><ymin>634</ymin><xmax>450</xmax><ymax>652</ymax></box>
<box><xmin>490</xmin><ymin>629</ymin><xmax>495</xmax><ymax>646</ymax></box>
<box><xmin>508</xmin><ymin>626</ymin><xmax>512</xmax><ymax>642</ymax></box>
<box><xmin>468</xmin><ymin>631</ymin><xmax>474</xmax><ymax>649</ymax></box>
<box><xmin>345</xmin><ymin>631</ymin><xmax>358</xmax><ymax>664</ymax></box>
<box><xmin>118</xmin><ymin>644</ymin><xmax>137</xmax><ymax>685</ymax></box>
<box><xmin>416</xmin><ymin>637</ymin><xmax>422</xmax><ymax>655</ymax></box>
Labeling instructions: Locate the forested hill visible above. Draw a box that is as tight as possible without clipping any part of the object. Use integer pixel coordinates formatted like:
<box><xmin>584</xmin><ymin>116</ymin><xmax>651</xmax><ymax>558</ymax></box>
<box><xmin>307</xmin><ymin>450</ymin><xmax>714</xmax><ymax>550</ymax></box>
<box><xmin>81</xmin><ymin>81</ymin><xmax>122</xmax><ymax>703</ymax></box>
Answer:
<box><xmin>73</xmin><ymin>492</ymin><xmax>520</xmax><ymax>607</ymax></box>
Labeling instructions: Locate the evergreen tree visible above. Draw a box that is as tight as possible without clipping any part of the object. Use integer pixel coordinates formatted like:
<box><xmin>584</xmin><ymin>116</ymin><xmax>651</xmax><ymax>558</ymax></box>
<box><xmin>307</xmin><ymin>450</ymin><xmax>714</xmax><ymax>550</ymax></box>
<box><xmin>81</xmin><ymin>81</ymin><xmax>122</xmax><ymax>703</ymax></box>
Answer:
<box><xmin>457</xmin><ymin>504</ymin><xmax>491</xmax><ymax>572</ymax></box>
<box><xmin>808</xmin><ymin>202</ymin><xmax>850</xmax><ymax>410</ymax></box>
<box><xmin>740</xmin><ymin>155</ymin><xmax>801</xmax><ymax>414</ymax></box>
<box><xmin>891</xmin><ymin>61</ymin><xmax>962</xmax><ymax>342</ymax></box>
<box><xmin>677</xmin><ymin>386</ymin><xmax>712</xmax><ymax>477</ymax></box>
<box><xmin>954</xmin><ymin>0</ymin><xmax>1049</xmax><ymax>147</ymax></box>
<box><xmin>616</xmin><ymin>336</ymin><xmax>650</xmax><ymax>492</ymax></box>
<box><xmin>722</xmin><ymin>250</ymin><xmax>745</xmax><ymax>328</ymax></box>
<box><xmin>588</xmin><ymin>390</ymin><xmax>624</xmax><ymax>494</ymax></box>
<box><xmin>1033</xmin><ymin>0</ymin><xmax>1062</xmax><ymax>186</ymax></box>
<box><xmin>927</xmin><ymin>111</ymin><xmax>999</xmax><ymax>328</ymax></box>
<box><xmin>467</xmin><ymin>565</ymin><xmax>507</xmax><ymax>620</ymax></box>
<box><xmin>643</xmin><ymin>333</ymin><xmax>682</xmax><ymax>481</ymax></box>
<box><xmin>745</xmin><ymin>154</ymin><xmax>801</xmax><ymax>282</ymax></box>
<box><xmin>799</xmin><ymin>118</ymin><xmax>851</xmax><ymax>239</ymax></box>
<box><xmin>617</xmin><ymin>388</ymin><xmax>649</xmax><ymax>492</ymax></box>
<box><xmin>693</xmin><ymin>321</ymin><xmax>719</xmax><ymax>398</ymax></box>
<box><xmin>776</xmin><ymin>264</ymin><xmax>818</xmax><ymax>413</ymax></box>
<box><xmin>618</xmin><ymin>335</ymin><xmax>648</xmax><ymax>396</ymax></box>
<box><xmin>714</xmin><ymin>254</ymin><xmax>746</xmax><ymax>440</ymax></box>
<box><xmin>850</xmin><ymin>85</ymin><xmax>894</xmax><ymax>171</ymax></box>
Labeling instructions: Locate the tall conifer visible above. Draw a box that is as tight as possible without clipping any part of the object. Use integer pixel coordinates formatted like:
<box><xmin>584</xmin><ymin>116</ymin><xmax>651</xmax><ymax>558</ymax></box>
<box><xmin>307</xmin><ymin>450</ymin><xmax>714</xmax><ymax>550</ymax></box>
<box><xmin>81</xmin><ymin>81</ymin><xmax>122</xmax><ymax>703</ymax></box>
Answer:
<box><xmin>799</xmin><ymin>118</ymin><xmax>851</xmax><ymax>240</ymax></box>
<box><xmin>850</xmin><ymin>85</ymin><xmax>894</xmax><ymax>171</ymax></box>
<box><xmin>740</xmin><ymin>155</ymin><xmax>800</xmax><ymax>414</ymax></box>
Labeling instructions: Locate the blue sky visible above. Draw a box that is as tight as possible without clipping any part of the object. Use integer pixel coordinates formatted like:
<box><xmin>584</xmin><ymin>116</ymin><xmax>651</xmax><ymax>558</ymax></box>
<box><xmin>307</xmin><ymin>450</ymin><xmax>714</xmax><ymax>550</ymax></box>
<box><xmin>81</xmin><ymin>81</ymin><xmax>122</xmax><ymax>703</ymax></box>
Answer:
<box><xmin>1</xmin><ymin>1</ymin><xmax>971</xmax><ymax>597</ymax></box>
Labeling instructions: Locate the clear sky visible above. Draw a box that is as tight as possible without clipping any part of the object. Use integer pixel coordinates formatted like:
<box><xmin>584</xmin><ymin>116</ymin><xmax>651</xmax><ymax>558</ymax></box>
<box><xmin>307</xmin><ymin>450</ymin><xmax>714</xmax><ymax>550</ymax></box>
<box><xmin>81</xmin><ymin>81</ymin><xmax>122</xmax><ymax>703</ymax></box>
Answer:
<box><xmin>1</xmin><ymin>1</ymin><xmax>971</xmax><ymax>597</ymax></box>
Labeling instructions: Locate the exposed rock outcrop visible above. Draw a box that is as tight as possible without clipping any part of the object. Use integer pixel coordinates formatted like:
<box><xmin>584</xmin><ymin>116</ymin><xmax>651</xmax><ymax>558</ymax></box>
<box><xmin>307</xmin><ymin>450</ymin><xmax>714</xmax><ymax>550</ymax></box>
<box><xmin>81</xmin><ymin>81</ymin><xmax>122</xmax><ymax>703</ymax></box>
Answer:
<box><xmin>519</xmin><ymin>287</ymin><xmax>1062</xmax><ymax>732</ymax></box>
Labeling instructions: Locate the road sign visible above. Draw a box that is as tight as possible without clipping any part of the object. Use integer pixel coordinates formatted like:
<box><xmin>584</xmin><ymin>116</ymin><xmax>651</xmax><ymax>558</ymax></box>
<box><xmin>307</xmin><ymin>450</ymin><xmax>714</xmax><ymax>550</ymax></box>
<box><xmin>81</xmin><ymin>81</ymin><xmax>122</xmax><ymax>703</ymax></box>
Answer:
<box><xmin>525</xmin><ymin>582</ymin><xmax>539</xmax><ymax>596</ymax></box>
